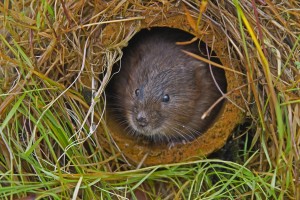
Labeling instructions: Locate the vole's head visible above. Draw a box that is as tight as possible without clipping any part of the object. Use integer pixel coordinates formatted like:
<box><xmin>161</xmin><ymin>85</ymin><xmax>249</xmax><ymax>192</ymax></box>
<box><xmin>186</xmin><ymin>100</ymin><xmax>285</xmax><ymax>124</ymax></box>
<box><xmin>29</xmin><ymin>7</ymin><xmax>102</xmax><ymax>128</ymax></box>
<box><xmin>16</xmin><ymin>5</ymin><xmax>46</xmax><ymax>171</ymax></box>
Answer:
<box><xmin>118</xmin><ymin>63</ymin><xmax>206</xmax><ymax>142</ymax></box>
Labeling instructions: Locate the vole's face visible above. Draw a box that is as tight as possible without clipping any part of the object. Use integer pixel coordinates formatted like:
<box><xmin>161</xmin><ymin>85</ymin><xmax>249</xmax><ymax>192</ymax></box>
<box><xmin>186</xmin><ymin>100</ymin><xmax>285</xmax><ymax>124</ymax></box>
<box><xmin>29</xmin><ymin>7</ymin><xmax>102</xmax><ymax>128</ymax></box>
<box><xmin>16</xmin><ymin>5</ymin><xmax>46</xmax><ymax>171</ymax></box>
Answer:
<box><xmin>123</xmin><ymin>69</ymin><xmax>201</xmax><ymax>142</ymax></box>
<box><xmin>128</xmin><ymin>85</ymin><xmax>170</xmax><ymax>137</ymax></box>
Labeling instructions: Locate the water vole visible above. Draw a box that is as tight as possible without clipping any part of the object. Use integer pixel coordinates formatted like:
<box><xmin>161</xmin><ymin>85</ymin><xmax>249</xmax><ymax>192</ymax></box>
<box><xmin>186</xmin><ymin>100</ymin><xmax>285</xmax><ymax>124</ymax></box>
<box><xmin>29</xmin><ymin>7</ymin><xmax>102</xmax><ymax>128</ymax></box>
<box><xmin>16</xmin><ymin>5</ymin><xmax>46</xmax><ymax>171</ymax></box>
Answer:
<box><xmin>108</xmin><ymin>28</ymin><xmax>227</xmax><ymax>144</ymax></box>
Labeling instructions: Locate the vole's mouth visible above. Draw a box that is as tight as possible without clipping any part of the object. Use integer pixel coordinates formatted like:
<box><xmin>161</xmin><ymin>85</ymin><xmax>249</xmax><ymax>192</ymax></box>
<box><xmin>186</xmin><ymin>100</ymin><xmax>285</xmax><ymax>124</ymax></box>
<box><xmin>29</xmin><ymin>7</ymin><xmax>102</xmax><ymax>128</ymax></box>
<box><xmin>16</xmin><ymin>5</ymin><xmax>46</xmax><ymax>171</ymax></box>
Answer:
<box><xmin>132</xmin><ymin>122</ymin><xmax>160</xmax><ymax>136</ymax></box>
<box><xmin>128</xmin><ymin>116</ymin><xmax>162</xmax><ymax>137</ymax></box>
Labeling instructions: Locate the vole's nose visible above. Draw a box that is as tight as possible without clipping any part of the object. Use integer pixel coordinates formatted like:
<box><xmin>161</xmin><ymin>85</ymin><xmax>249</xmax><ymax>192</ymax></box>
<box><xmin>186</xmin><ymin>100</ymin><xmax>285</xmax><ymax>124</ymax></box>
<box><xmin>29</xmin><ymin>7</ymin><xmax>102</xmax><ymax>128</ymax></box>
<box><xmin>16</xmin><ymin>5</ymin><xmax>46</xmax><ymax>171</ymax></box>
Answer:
<box><xmin>136</xmin><ymin>112</ymin><xmax>148</xmax><ymax>127</ymax></box>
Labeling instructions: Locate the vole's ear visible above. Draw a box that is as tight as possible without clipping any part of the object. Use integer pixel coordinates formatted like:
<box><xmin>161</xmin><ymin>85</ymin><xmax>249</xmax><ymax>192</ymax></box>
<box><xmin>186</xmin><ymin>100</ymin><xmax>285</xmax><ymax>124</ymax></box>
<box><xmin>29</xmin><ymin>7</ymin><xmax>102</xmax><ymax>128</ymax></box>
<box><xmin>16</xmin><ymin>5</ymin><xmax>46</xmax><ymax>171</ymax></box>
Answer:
<box><xmin>194</xmin><ymin>61</ymin><xmax>207</xmax><ymax>88</ymax></box>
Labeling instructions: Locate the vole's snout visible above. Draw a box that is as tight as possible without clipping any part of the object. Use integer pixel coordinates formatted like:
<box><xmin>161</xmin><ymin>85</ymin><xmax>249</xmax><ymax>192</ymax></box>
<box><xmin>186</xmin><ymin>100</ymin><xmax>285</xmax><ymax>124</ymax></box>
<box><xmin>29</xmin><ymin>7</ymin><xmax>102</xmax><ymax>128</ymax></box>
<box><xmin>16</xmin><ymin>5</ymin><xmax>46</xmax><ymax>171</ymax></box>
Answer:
<box><xmin>136</xmin><ymin>112</ymin><xmax>148</xmax><ymax>127</ymax></box>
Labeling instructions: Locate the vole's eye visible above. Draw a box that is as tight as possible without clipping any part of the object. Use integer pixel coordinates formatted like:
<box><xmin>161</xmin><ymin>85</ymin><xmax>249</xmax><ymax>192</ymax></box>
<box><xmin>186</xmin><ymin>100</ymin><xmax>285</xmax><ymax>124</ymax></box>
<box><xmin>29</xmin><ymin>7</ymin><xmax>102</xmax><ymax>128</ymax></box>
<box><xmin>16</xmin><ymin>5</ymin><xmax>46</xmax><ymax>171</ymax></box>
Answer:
<box><xmin>135</xmin><ymin>89</ymin><xmax>140</xmax><ymax>97</ymax></box>
<box><xmin>162</xmin><ymin>94</ymin><xmax>170</xmax><ymax>102</ymax></box>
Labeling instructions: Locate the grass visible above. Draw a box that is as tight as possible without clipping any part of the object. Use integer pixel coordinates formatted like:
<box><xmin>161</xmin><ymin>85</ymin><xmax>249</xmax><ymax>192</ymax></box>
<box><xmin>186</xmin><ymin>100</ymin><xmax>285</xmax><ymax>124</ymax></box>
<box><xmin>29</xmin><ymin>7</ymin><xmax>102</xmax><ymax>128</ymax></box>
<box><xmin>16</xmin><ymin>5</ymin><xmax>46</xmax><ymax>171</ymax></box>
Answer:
<box><xmin>1</xmin><ymin>0</ymin><xmax>299</xmax><ymax>199</ymax></box>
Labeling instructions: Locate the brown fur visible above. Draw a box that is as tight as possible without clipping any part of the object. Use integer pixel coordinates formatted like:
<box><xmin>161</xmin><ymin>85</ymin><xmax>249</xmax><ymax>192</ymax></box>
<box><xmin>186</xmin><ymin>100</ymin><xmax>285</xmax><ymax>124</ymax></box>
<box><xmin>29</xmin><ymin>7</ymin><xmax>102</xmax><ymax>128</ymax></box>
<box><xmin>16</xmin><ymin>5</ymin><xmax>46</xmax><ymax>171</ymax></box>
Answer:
<box><xmin>109</xmin><ymin>28</ymin><xmax>227</xmax><ymax>143</ymax></box>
